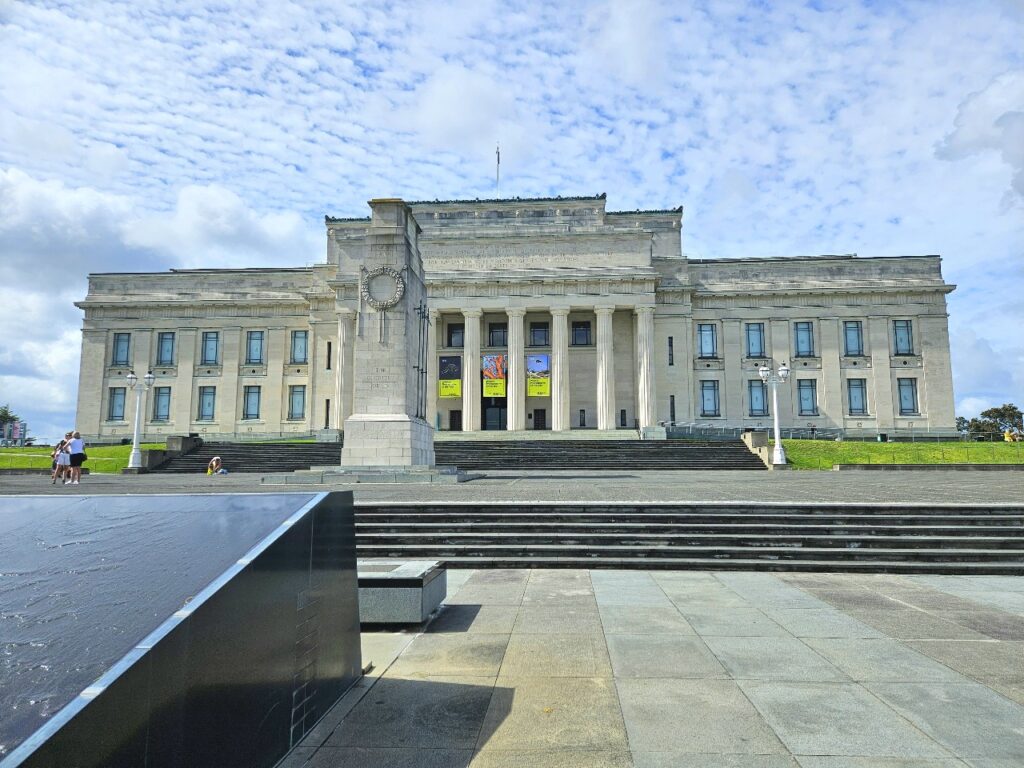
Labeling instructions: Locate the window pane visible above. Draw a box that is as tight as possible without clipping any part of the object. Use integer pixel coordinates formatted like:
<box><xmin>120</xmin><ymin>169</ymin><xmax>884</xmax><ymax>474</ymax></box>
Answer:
<box><xmin>795</xmin><ymin>322</ymin><xmax>814</xmax><ymax>357</ymax></box>
<box><xmin>153</xmin><ymin>387</ymin><xmax>171</xmax><ymax>421</ymax></box>
<box><xmin>898</xmin><ymin>378</ymin><xmax>917</xmax><ymax>414</ymax></box>
<box><xmin>668</xmin><ymin>336</ymin><xmax>674</xmax><ymax>366</ymax></box>
<box><xmin>198</xmin><ymin>386</ymin><xmax>216</xmax><ymax>420</ymax></box>
<box><xmin>894</xmin><ymin>320</ymin><xmax>913</xmax><ymax>355</ymax></box>
<box><xmin>488</xmin><ymin>323</ymin><xmax>507</xmax><ymax>347</ymax></box>
<box><xmin>108</xmin><ymin>388</ymin><xmax>126</xmax><ymax>420</ymax></box>
<box><xmin>701</xmin><ymin>381</ymin><xmax>719</xmax><ymax>416</ymax></box>
<box><xmin>745</xmin><ymin>324</ymin><xmax>764</xmax><ymax>357</ymax></box>
<box><xmin>244</xmin><ymin>386</ymin><xmax>261</xmax><ymax>419</ymax></box>
<box><xmin>844</xmin><ymin>322</ymin><xmax>863</xmax><ymax>356</ymax></box>
<box><xmin>201</xmin><ymin>332</ymin><xmax>219</xmax><ymax>364</ymax></box>
<box><xmin>289</xmin><ymin>385</ymin><xmax>306</xmax><ymax>419</ymax></box>
<box><xmin>749</xmin><ymin>381</ymin><xmax>767</xmax><ymax>416</ymax></box>
<box><xmin>113</xmin><ymin>333</ymin><xmax>130</xmax><ymax>365</ymax></box>
<box><xmin>291</xmin><ymin>331</ymin><xmax>308</xmax><ymax>363</ymax></box>
<box><xmin>848</xmin><ymin>379</ymin><xmax>866</xmax><ymax>415</ymax></box>
<box><xmin>529</xmin><ymin>322</ymin><xmax>549</xmax><ymax>346</ymax></box>
<box><xmin>698</xmin><ymin>324</ymin><xmax>717</xmax><ymax>357</ymax></box>
<box><xmin>572</xmin><ymin>322</ymin><xmax>591</xmax><ymax>346</ymax></box>
<box><xmin>157</xmin><ymin>333</ymin><xmax>175</xmax><ymax>365</ymax></box>
<box><xmin>247</xmin><ymin>331</ymin><xmax>264</xmax><ymax>363</ymax></box>
<box><xmin>798</xmin><ymin>380</ymin><xmax>817</xmax><ymax>415</ymax></box>
<box><xmin>447</xmin><ymin>324</ymin><xmax>464</xmax><ymax>348</ymax></box>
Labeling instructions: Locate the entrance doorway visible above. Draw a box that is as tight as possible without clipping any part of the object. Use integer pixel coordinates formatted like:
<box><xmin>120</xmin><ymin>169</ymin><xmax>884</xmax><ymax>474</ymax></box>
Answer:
<box><xmin>483</xmin><ymin>398</ymin><xmax>507</xmax><ymax>430</ymax></box>
<box><xmin>449</xmin><ymin>410</ymin><xmax>462</xmax><ymax>431</ymax></box>
<box><xmin>534</xmin><ymin>409</ymin><xmax>547</xmax><ymax>430</ymax></box>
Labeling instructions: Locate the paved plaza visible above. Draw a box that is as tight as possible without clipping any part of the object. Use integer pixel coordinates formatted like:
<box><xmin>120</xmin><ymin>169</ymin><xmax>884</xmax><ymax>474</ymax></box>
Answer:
<box><xmin>283</xmin><ymin>568</ymin><xmax>1024</xmax><ymax>768</ymax></box>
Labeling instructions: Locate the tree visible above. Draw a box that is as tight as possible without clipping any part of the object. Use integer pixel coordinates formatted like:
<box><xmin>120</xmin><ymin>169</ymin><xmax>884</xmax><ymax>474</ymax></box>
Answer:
<box><xmin>0</xmin><ymin>404</ymin><xmax>19</xmax><ymax>428</ymax></box>
<box><xmin>958</xmin><ymin>403</ymin><xmax>1022</xmax><ymax>438</ymax></box>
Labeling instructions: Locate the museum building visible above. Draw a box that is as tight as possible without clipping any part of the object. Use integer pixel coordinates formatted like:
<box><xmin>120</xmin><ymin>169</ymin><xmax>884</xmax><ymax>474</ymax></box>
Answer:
<box><xmin>74</xmin><ymin>194</ymin><xmax>957</xmax><ymax>441</ymax></box>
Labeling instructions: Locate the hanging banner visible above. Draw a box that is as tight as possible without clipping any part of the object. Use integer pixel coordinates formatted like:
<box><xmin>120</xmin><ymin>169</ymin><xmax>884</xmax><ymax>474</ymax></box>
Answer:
<box><xmin>438</xmin><ymin>355</ymin><xmax>462</xmax><ymax>398</ymax></box>
<box><xmin>481</xmin><ymin>354</ymin><xmax>507</xmax><ymax>397</ymax></box>
<box><xmin>526</xmin><ymin>354</ymin><xmax>551</xmax><ymax>397</ymax></box>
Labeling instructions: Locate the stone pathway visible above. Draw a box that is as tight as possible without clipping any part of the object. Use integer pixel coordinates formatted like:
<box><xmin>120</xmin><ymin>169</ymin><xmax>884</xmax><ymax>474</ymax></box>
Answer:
<box><xmin>284</xmin><ymin>569</ymin><xmax>1024</xmax><ymax>767</ymax></box>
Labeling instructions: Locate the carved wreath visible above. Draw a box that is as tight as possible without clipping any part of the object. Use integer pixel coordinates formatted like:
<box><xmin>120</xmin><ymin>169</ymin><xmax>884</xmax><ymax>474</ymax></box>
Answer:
<box><xmin>360</xmin><ymin>266</ymin><xmax>406</xmax><ymax>310</ymax></box>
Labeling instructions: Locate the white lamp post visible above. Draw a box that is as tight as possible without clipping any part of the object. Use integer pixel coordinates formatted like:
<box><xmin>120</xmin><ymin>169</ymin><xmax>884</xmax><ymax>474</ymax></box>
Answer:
<box><xmin>126</xmin><ymin>370</ymin><xmax>155</xmax><ymax>470</ymax></box>
<box><xmin>759</xmin><ymin>361</ymin><xmax>791</xmax><ymax>466</ymax></box>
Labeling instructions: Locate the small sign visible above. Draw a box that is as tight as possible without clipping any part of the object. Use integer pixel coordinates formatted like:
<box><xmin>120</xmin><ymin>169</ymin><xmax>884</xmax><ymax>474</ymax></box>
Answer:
<box><xmin>439</xmin><ymin>379</ymin><xmax>462</xmax><ymax>398</ymax></box>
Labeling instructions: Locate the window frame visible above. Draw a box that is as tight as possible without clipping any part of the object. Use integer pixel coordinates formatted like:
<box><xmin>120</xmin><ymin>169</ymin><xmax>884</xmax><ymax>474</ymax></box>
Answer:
<box><xmin>487</xmin><ymin>322</ymin><xmax>508</xmax><ymax>348</ymax></box>
<box><xmin>843</xmin><ymin>321</ymin><xmax>864</xmax><ymax>357</ymax></box>
<box><xmin>793</xmin><ymin>322</ymin><xmax>815</xmax><ymax>358</ymax></box>
<box><xmin>200</xmin><ymin>331</ymin><xmax>219</xmax><ymax>365</ymax></box>
<box><xmin>288</xmin><ymin>385</ymin><xmax>306</xmax><ymax>420</ymax></box>
<box><xmin>571</xmin><ymin>321</ymin><xmax>592</xmax><ymax>346</ymax></box>
<box><xmin>446</xmin><ymin>323</ymin><xmax>465</xmax><ymax>348</ymax></box>
<box><xmin>290</xmin><ymin>330</ymin><xmax>309</xmax><ymax>364</ymax></box>
<box><xmin>108</xmin><ymin>387</ymin><xmax>126</xmax><ymax>421</ymax></box>
<box><xmin>529</xmin><ymin>322</ymin><xmax>550</xmax><ymax>347</ymax></box>
<box><xmin>797</xmin><ymin>379</ymin><xmax>819</xmax><ymax>416</ymax></box>
<box><xmin>700</xmin><ymin>380</ymin><xmax>720</xmax><ymax>417</ymax></box>
<box><xmin>152</xmin><ymin>386</ymin><xmax>171</xmax><ymax>422</ymax></box>
<box><xmin>697</xmin><ymin>323</ymin><xmax>718</xmax><ymax>359</ymax></box>
<box><xmin>197</xmin><ymin>386</ymin><xmax>216</xmax><ymax>421</ymax></box>
<box><xmin>748</xmin><ymin>380</ymin><xmax>768</xmax><ymax>417</ymax></box>
<box><xmin>745</xmin><ymin>323</ymin><xmax>765</xmax><ymax>358</ymax></box>
<box><xmin>243</xmin><ymin>385</ymin><xmax>261</xmax><ymax>420</ymax></box>
<box><xmin>668</xmin><ymin>336</ymin><xmax>674</xmax><ymax>366</ymax></box>
<box><xmin>897</xmin><ymin>378</ymin><xmax>919</xmax><ymax>415</ymax></box>
<box><xmin>847</xmin><ymin>378</ymin><xmax>868</xmax><ymax>416</ymax></box>
<box><xmin>246</xmin><ymin>331</ymin><xmax>265</xmax><ymax>365</ymax></box>
<box><xmin>112</xmin><ymin>333</ymin><xmax>131</xmax><ymax>366</ymax></box>
<box><xmin>156</xmin><ymin>332</ymin><xmax>175</xmax><ymax>366</ymax></box>
<box><xmin>893</xmin><ymin>320</ymin><xmax>914</xmax><ymax>356</ymax></box>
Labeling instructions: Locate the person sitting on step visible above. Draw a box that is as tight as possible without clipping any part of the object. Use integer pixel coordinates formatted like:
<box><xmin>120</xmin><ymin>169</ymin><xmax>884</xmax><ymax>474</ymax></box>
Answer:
<box><xmin>207</xmin><ymin>456</ymin><xmax>227</xmax><ymax>475</ymax></box>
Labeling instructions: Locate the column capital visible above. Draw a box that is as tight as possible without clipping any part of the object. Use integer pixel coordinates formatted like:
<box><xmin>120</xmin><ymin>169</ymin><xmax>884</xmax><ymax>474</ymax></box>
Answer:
<box><xmin>506</xmin><ymin>307</ymin><xmax>527</xmax><ymax>318</ymax></box>
<box><xmin>634</xmin><ymin>305</ymin><xmax>657</xmax><ymax>316</ymax></box>
<box><xmin>462</xmin><ymin>308</ymin><xmax>483</xmax><ymax>319</ymax></box>
<box><xmin>594</xmin><ymin>304</ymin><xmax>616</xmax><ymax>316</ymax></box>
<box><xmin>336</xmin><ymin>307</ymin><xmax>356</xmax><ymax>319</ymax></box>
<box><xmin>549</xmin><ymin>306</ymin><xmax>571</xmax><ymax>317</ymax></box>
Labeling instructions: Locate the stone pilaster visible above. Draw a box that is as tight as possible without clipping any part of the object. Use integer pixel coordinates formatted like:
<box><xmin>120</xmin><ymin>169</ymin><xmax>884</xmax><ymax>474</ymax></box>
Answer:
<box><xmin>507</xmin><ymin>308</ymin><xmax>526</xmax><ymax>431</ymax></box>
<box><xmin>550</xmin><ymin>307</ymin><xmax>570</xmax><ymax>431</ymax></box>
<box><xmin>869</xmin><ymin>316</ymin><xmax>895</xmax><ymax>428</ymax></box>
<box><xmin>76</xmin><ymin>329</ymin><xmax>107</xmax><ymax>438</ymax></box>
<box><xmin>172</xmin><ymin>329</ymin><xmax>197</xmax><ymax>428</ymax></box>
<box><xmin>462</xmin><ymin>309</ymin><xmax>482</xmax><ymax>431</ymax></box>
<box><xmin>336</xmin><ymin>308</ymin><xmax>355</xmax><ymax>428</ymax></box>
<box><xmin>635</xmin><ymin>305</ymin><xmax>656</xmax><ymax>429</ymax></box>
<box><xmin>596</xmin><ymin>305</ymin><xmax>616</xmax><ymax>430</ymax></box>
<box><xmin>427</xmin><ymin>309</ymin><xmax>439</xmax><ymax>429</ymax></box>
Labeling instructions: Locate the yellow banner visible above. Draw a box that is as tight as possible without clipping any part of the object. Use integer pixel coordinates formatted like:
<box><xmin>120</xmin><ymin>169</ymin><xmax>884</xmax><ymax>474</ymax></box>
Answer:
<box><xmin>527</xmin><ymin>377</ymin><xmax>550</xmax><ymax>397</ymax></box>
<box><xmin>439</xmin><ymin>379</ymin><xmax>462</xmax><ymax>398</ymax></box>
<box><xmin>483</xmin><ymin>378</ymin><xmax>507</xmax><ymax>397</ymax></box>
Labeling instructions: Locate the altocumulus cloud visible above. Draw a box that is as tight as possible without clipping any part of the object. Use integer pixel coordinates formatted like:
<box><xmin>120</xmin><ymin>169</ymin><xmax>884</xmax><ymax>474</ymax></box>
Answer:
<box><xmin>0</xmin><ymin>0</ymin><xmax>1022</xmax><ymax>440</ymax></box>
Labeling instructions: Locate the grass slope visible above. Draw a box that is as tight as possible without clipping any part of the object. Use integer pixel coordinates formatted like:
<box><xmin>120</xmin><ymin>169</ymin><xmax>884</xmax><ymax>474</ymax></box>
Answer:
<box><xmin>777</xmin><ymin>439</ymin><xmax>1024</xmax><ymax>470</ymax></box>
<box><xmin>0</xmin><ymin>444</ymin><xmax>165</xmax><ymax>474</ymax></box>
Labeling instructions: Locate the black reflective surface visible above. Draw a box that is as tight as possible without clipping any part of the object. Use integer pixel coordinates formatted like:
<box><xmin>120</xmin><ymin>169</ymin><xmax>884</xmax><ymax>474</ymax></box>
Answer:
<box><xmin>0</xmin><ymin>492</ymin><xmax>359</xmax><ymax>768</ymax></box>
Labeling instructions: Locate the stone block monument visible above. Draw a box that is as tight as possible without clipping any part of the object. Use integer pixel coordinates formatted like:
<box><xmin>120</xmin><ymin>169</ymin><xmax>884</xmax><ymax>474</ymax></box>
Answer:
<box><xmin>340</xmin><ymin>199</ymin><xmax>435</xmax><ymax>468</ymax></box>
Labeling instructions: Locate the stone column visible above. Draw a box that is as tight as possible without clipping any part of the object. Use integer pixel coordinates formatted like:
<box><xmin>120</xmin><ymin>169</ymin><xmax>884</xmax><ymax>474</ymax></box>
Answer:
<box><xmin>427</xmin><ymin>309</ymin><xmax>439</xmax><ymax>430</ymax></box>
<box><xmin>507</xmin><ymin>308</ymin><xmax>526</xmax><ymax>431</ymax></box>
<box><xmin>635</xmin><ymin>305</ymin><xmax>656</xmax><ymax>429</ymax></box>
<box><xmin>596</xmin><ymin>305</ymin><xmax>617</xmax><ymax>430</ymax></box>
<box><xmin>869</xmin><ymin>316</ymin><xmax>895</xmax><ymax>429</ymax></box>
<box><xmin>462</xmin><ymin>309</ymin><xmax>482</xmax><ymax>431</ymax></box>
<box><xmin>550</xmin><ymin>307</ymin><xmax>570</xmax><ymax>431</ymax></box>
<box><xmin>336</xmin><ymin>308</ymin><xmax>355</xmax><ymax>428</ymax></box>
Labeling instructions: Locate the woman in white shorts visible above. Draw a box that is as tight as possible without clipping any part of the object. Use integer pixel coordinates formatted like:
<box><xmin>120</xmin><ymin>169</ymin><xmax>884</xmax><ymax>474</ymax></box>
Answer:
<box><xmin>52</xmin><ymin>432</ymin><xmax>72</xmax><ymax>484</ymax></box>
<box><xmin>66</xmin><ymin>431</ymin><xmax>86</xmax><ymax>485</ymax></box>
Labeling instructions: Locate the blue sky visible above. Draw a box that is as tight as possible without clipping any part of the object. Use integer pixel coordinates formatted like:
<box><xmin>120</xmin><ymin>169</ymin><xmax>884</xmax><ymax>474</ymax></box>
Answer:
<box><xmin>1</xmin><ymin>0</ymin><xmax>1022</xmax><ymax>441</ymax></box>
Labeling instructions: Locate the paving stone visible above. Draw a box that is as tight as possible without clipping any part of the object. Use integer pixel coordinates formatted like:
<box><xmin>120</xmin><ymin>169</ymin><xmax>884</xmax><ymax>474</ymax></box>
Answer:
<box><xmin>446</xmin><ymin>585</ymin><xmax>526</xmax><ymax>606</ymax></box>
<box><xmin>427</xmin><ymin>605</ymin><xmax>520</xmax><ymax>634</ymax></box>
<box><xmin>904</xmin><ymin>641</ymin><xmax>1024</xmax><ymax>683</ymax></box>
<box><xmin>764</xmin><ymin>608</ymin><xmax>885</xmax><ymax>639</ymax></box>
<box><xmin>866</xmin><ymin>681</ymin><xmax>1024</xmax><ymax>761</ymax></box>
<box><xmin>512</xmin><ymin>605</ymin><xmax>604</xmax><ymax>634</ymax></box>
<box><xmin>737</xmin><ymin>681</ymin><xmax>951</xmax><ymax>758</ymax></box>
<box><xmin>795</xmin><ymin>759</ymin><xmax>968</xmax><ymax>768</ymax></box>
<box><xmin>980</xmin><ymin>678</ymin><xmax>1024</xmax><ymax>706</ymax></box>
<box><xmin>598</xmin><ymin>605</ymin><xmax>696</xmax><ymax>635</ymax></box>
<box><xmin>680</xmin><ymin>607</ymin><xmax>790</xmax><ymax>637</ymax></box>
<box><xmin>606</xmin><ymin>634</ymin><xmax>727</xmax><ymax>678</ymax></box>
<box><xmin>634</xmin><ymin>755</ymin><xmax>800</xmax><ymax>768</ymax></box>
<box><xmin>499</xmin><ymin>633</ymin><xmax>612</xmax><ymax>678</ymax></box>
<box><xmin>807</xmin><ymin>589</ymin><xmax>906</xmax><ymax>611</ymax></box>
<box><xmin>469</xmin><ymin>749</ymin><xmax>632</xmax><ymax>767</ymax></box>
<box><xmin>616</xmin><ymin>678</ymin><xmax>788</xmax><ymax>754</ymax></box>
<box><xmin>476</xmin><ymin>677</ymin><xmax>627</xmax><ymax>751</ymax></box>
<box><xmin>521</xmin><ymin>587</ymin><xmax>599</xmax><ymax>607</ymax></box>
<box><xmin>326</xmin><ymin>675</ymin><xmax>496</xmax><ymax>749</ymax></box>
<box><xmin>592</xmin><ymin>585</ymin><xmax>674</xmax><ymax>608</ymax></box>
<box><xmin>929</xmin><ymin>610</ymin><xmax>1024</xmax><ymax>640</ymax></box>
<box><xmin>305</xmin><ymin>747</ymin><xmax>473</xmax><ymax>767</ymax></box>
<box><xmin>702</xmin><ymin>636</ymin><xmax>848</xmax><ymax>681</ymax></box>
<box><xmin>463</xmin><ymin>570</ymin><xmax>530</xmax><ymax>587</ymax></box>
<box><xmin>842</xmin><ymin>609</ymin><xmax>989</xmax><ymax>641</ymax></box>
<box><xmin>802</xmin><ymin>639</ymin><xmax>967</xmax><ymax>682</ymax></box>
<box><xmin>387</xmin><ymin>634</ymin><xmax>509</xmax><ymax>677</ymax></box>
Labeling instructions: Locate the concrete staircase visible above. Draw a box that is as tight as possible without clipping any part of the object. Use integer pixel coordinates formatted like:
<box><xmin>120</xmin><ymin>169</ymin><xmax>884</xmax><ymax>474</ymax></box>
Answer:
<box><xmin>433</xmin><ymin>439</ymin><xmax>767</xmax><ymax>471</ymax></box>
<box><xmin>354</xmin><ymin>502</ymin><xmax>1024</xmax><ymax>574</ymax></box>
<box><xmin>151</xmin><ymin>441</ymin><xmax>342</xmax><ymax>474</ymax></box>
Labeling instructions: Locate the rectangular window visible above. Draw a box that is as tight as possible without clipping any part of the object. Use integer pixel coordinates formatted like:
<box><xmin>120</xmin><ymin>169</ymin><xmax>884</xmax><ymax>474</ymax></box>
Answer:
<box><xmin>288</xmin><ymin>385</ymin><xmax>306</xmax><ymax>420</ymax></box>
<box><xmin>530</xmin><ymin>322</ymin><xmax>550</xmax><ymax>346</ymax></box>
<box><xmin>243</xmin><ymin>385</ymin><xmax>261</xmax><ymax>420</ymax></box>
<box><xmin>447</xmin><ymin>323</ymin><xmax>464</xmax><ymax>348</ymax></box>
<box><xmin>246</xmin><ymin>331</ymin><xmax>265</xmax><ymax>364</ymax></box>
<box><xmin>700</xmin><ymin>380</ymin><xmax>720</xmax><ymax>416</ymax></box>
<box><xmin>152</xmin><ymin>386</ymin><xmax>171</xmax><ymax>421</ymax></box>
<box><xmin>579</xmin><ymin>408</ymin><xmax>586</xmax><ymax>427</ymax></box>
<box><xmin>894</xmin><ymin>320</ymin><xmax>914</xmax><ymax>355</ymax></box>
<box><xmin>326</xmin><ymin>340</ymin><xmax>332</xmax><ymax>370</ymax></box>
<box><xmin>843</xmin><ymin>321</ymin><xmax>864</xmax><ymax>357</ymax></box>
<box><xmin>488</xmin><ymin>322</ymin><xmax>508</xmax><ymax>347</ymax></box>
<box><xmin>619</xmin><ymin>408</ymin><xmax>627</xmax><ymax>428</ymax></box>
<box><xmin>797</xmin><ymin>379</ymin><xmax>819</xmax><ymax>415</ymax></box>
<box><xmin>198</xmin><ymin>386</ymin><xmax>216</xmax><ymax>421</ymax></box>
<box><xmin>847</xmin><ymin>378</ymin><xmax>867</xmax><ymax>416</ymax></box>
<box><xmin>571</xmin><ymin>321</ymin><xmax>592</xmax><ymax>346</ymax></box>
<box><xmin>669</xmin><ymin>395</ymin><xmax>676</xmax><ymax>422</ymax></box>
<box><xmin>201</xmin><ymin>332</ymin><xmax>219</xmax><ymax>365</ymax></box>
<box><xmin>324</xmin><ymin>399</ymin><xmax>331</xmax><ymax>430</ymax></box>
<box><xmin>668</xmin><ymin>336</ymin><xmax>674</xmax><ymax>366</ymax></box>
<box><xmin>697</xmin><ymin>324</ymin><xmax>717</xmax><ymax>358</ymax></box>
<box><xmin>112</xmin><ymin>333</ymin><xmax>131</xmax><ymax>366</ymax></box>
<box><xmin>156</xmin><ymin>332</ymin><xmax>175</xmax><ymax>366</ymax></box>
<box><xmin>794</xmin><ymin>322</ymin><xmax>815</xmax><ymax>357</ymax></box>
<box><xmin>108</xmin><ymin>387</ymin><xmax>126</xmax><ymax>420</ymax></box>
<box><xmin>898</xmin><ymin>378</ymin><xmax>919</xmax><ymax>415</ymax></box>
<box><xmin>290</xmin><ymin>330</ymin><xmax>308</xmax><ymax>364</ymax></box>
<box><xmin>748</xmin><ymin>380</ymin><xmax>768</xmax><ymax>417</ymax></box>
<box><xmin>745</xmin><ymin>323</ymin><xmax>765</xmax><ymax>358</ymax></box>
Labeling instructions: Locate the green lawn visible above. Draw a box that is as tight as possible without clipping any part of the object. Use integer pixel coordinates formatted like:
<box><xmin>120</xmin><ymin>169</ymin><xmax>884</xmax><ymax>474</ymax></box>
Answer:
<box><xmin>776</xmin><ymin>439</ymin><xmax>1024</xmax><ymax>470</ymax></box>
<box><xmin>0</xmin><ymin>443</ymin><xmax>164</xmax><ymax>473</ymax></box>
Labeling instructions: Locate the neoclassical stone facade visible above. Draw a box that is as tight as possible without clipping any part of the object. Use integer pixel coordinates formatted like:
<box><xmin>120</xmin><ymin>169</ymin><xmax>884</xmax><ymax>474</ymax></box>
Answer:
<box><xmin>75</xmin><ymin>195</ymin><xmax>957</xmax><ymax>441</ymax></box>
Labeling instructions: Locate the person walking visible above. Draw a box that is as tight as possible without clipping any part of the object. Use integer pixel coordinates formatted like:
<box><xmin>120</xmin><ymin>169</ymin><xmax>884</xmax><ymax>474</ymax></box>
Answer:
<box><xmin>51</xmin><ymin>432</ymin><xmax>72</xmax><ymax>484</ymax></box>
<box><xmin>66</xmin><ymin>431</ymin><xmax>86</xmax><ymax>485</ymax></box>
